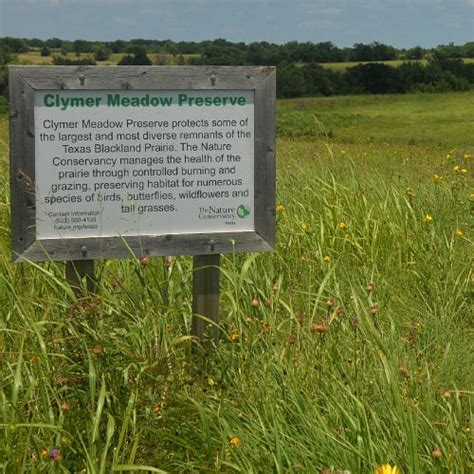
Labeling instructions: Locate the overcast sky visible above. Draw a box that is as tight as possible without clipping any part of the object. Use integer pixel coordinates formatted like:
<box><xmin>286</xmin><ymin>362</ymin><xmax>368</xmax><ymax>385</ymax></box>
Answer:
<box><xmin>0</xmin><ymin>0</ymin><xmax>473</xmax><ymax>48</ymax></box>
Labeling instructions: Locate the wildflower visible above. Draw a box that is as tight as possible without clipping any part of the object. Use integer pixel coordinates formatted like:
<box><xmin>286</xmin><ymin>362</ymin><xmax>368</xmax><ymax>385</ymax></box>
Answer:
<box><xmin>327</xmin><ymin>298</ymin><xmax>335</xmax><ymax>307</ymax></box>
<box><xmin>455</xmin><ymin>230</ymin><xmax>465</xmax><ymax>237</ymax></box>
<box><xmin>323</xmin><ymin>255</ymin><xmax>331</xmax><ymax>262</ymax></box>
<box><xmin>153</xmin><ymin>406</ymin><xmax>161</xmax><ymax>414</ymax></box>
<box><xmin>50</xmin><ymin>449</ymin><xmax>61</xmax><ymax>461</ymax></box>
<box><xmin>207</xmin><ymin>378</ymin><xmax>216</xmax><ymax>386</ymax></box>
<box><xmin>40</xmin><ymin>448</ymin><xmax>49</xmax><ymax>457</ymax></box>
<box><xmin>336</xmin><ymin>306</ymin><xmax>344</xmax><ymax>314</ymax></box>
<box><xmin>366</xmin><ymin>282</ymin><xmax>375</xmax><ymax>293</ymax></box>
<box><xmin>260</xmin><ymin>321</ymin><xmax>270</xmax><ymax>331</ymax></box>
<box><xmin>375</xmin><ymin>464</ymin><xmax>400</xmax><ymax>474</ymax></box>
<box><xmin>337</xmin><ymin>222</ymin><xmax>346</xmax><ymax>231</ymax></box>
<box><xmin>301</xmin><ymin>223</ymin><xmax>309</xmax><ymax>233</ymax></box>
<box><xmin>432</xmin><ymin>447</ymin><xmax>442</xmax><ymax>459</ymax></box>
<box><xmin>139</xmin><ymin>255</ymin><xmax>150</xmax><ymax>267</ymax></box>
<box><xmin>341</xmin><ymin>149</ymin><xmax>346</xmax><ymax>155</ymax></box>
<box><xmin>369</xmin><ymin>306</ymin><xmax>378</xmax><ymax>314</ymax></box>
<box><xmin>423</xmin><ymin>214</ymin><xmax>433</xmax><ymax>223</ymax></box>
<box><xmin>405</xmin><ymin>187</ymin><xmax>415</xmax><ymax>197</ymax></box>
<box><xmin>310</xmin><ymin>323</ymin><xmax>330</xmax><ymax>334</ymax></box>
<box><xmin>464</xmin><ymin>153</ymin><xmax>471</xmax><ymax>161</ymax></box>
<box><xmin>91</xmin><ymin>344</ymin><xmax>103</xmax><ymax>355</ymax></box>
<box><xmin>442</xmin><ymin>389</ymin><xmax>451</xmax><ymax>398</ymax></box>
<box><xmin>276</xmin><ymin>204</ymin><xmax>285</xmax><ymax>213</ymax></box>
<box><xmin>229</xmin><ymin>436</ymin><xmax>241</xmax><ymax>447</ymax></box>
<box><xmin>60</xmin><ymin>401</ymin><xmax>71</xmax><ymax>411</ymax></box>
<box><xmin>432</xmin><ymin>174</ymin><xmax>443</xmax><ymax>182</ymax></box>
<box><xmin>229</xmin><ymin>332</ymin><xmax>239</xmax><ymax>342</ymax></box>
<box><xmin>399</xmin><ymin>365</ymin><xmax>410</xmax><ymax>378</ymax></box>
<box><xmin>287</xmin><ymin>335</ymin><xmax>297</xmax><ymax>343</ymax></box>
<box><xmin>470</xmin><ymin>193</ymin><xmax>474</xmax><ymax>202</ymax></box>
<box><xmin>30</xmin><ymin>355</ymin><xmax>40</xmax><ymax>362</ymax></box>
<box><xmin>251</xmin><ymin>298</ymin><xmax>259</xmax><ymax>307</ymax></box>
<box><xmin>460</xmin><ymin>168</ymin><xmax>467</xmax><ymax>175</ymax></box>
<box><xmin>452</xmin><ymin>165</ymin><xmax>460</xmax><ymax>173</ymax></box>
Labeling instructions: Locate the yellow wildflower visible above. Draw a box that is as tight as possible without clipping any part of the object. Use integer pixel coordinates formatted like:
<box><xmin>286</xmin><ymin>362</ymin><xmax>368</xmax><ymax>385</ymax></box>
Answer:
<box><xmin>469</xmin><ymin>193</ymin><xmax>474</xmax><ymax>202</ymax></box>
<box><xmin>460</xmin><ymin>168</ymin><xmax>467</xmax><ymax>175</ymax></box>
<box><xmin>423</xmin><ymin>214</ymin><xmax>433</xmax><ymax>223</ymax></box>
<box><xmin>301</xmin><ymin>223</ymin><xmax>309</xmax><ymax>233</ymax></box>
<box><xmin>229</xmin><ymin>332</ymin><xmax>239</xmax><ymax>341</ymax></box>
<box><xmin>452</xmin><ymin>165</ymin><xmax>460</xmax><ymax>173</ymax></box>
<box><xmin>276</xmin><ymin>204</ymin><xmax>285</xmax><ymax>213</ymax></box>
<box><xmin>405</xmin><ymin>187</ymin><xmax>415</xmax><ymax>197</ymax></box>
<box><xmin>337</xmin><ymin>222</ymin><xmax>346</xmax><ymax>231</ymax></box>
<box><xmin>323</xmin><ymin>255</ymin><xmax>331</xmax><ymax>262</ymax></box>
<box><xmin>463</xmin><ymin>153</ymin><xmax>471</xmax><ymax>161</ymax></box>
<box><xmin>375</xmin><ymin>464</ymin><xmax>401</xmax><ymax>474</ymax></box>
<box><xmin>260</xmin><ymin>321</ymin><xmax>270</xmax><ymax>331</ymax></box>
<box><xmin>432</xmin><ymin>174</ymin><xmax>443</xmax><ymax>182</ymax></box>
<box><xmin>455</xmin><ymin>230</ymin><xmax>465</xmax><ymax>237</ymax></box>
<box><xmin>229</xmin><ymin>436</ymin><xmax>241</xmax><ymax>447</ymax></box>
<box><xmin>40</xmin><ymin>448</ymin><xmax>49</xmax><ymax>457</ymax></box>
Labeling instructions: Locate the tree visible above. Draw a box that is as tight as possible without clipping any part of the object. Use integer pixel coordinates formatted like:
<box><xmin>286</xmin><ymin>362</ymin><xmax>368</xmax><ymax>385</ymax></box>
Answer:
<box><xmin>41</xmin><ymin>46</ymin><xmax>51</xmax><ymax>57</ymax></box>
<box><xmin>118</xmin><ymin>47</ymin><xmax>152</xmax><ymax>66</ymax></box>
<box><xmin>94</xmin><ymin>48</ymin><xmax>111</xmax><ymax>61</ymax></box>
<box><xmin>276</xmin><ymin>62</ymin><xmax>306</xmax><ymax>98</ymax></box>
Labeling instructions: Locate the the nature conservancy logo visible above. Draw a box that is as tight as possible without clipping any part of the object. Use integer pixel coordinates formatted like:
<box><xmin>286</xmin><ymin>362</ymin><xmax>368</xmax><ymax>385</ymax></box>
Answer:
<box><xmin>198</xmin><ymin>204</ymin><xmax>251</xmax><ymax>222</ymax></box>
<box><xmin>237</xmin><ymin>204</ymin><xmax>251</xmax><ymax>218</ymax></box>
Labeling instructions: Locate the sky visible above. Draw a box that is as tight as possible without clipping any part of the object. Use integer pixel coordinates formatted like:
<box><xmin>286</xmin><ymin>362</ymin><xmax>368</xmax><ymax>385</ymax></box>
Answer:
<box><xmin>0</xmin><ymin>0</ymin><xmax>473</xmax><ymax>48</ymax></box>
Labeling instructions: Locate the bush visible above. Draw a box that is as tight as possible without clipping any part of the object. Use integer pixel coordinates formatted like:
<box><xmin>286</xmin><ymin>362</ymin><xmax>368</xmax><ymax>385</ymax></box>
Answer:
<box><xmin>52</xmin><ymin>55</ymin><xmax>96</xmax><ymax>65</ymax></box>
<box><xmin>118</xmin><ymin>48</ymin><xmax>152</xmax><ymax>66</ymax></box>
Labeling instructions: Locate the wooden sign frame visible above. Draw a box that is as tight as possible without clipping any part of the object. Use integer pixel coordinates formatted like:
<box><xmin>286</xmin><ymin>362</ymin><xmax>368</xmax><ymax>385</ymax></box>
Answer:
<box><xmin>9</xmin><ymin>66</ymin><xmax>275</xmax><ymax>263</ymax></box>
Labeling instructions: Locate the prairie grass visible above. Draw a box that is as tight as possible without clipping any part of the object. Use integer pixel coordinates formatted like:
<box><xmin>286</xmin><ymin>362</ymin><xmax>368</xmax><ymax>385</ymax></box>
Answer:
<box><xmin>0</xmin><ymin>93</ymin><xmax>473</xmax><ymax>473</ymax></box>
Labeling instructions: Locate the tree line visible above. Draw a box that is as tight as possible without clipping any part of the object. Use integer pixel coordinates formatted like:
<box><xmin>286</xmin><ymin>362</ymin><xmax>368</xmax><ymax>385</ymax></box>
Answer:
<box><xmin>1</xmin><ymin>37</ymin><xmax>474</xmax><ymax>99</ymax></box>
<box><xmin>1</xmin><ymin>36</ymin><xmax>474</xmax><ymax>62</ymax></box>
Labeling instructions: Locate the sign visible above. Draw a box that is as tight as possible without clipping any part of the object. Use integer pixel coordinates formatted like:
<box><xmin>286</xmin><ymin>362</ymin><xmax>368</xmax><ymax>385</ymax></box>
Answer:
<box><xmin>9</xmin><ymin>66</ymin><xmax>276</xmax><ymax>262</ymax></box>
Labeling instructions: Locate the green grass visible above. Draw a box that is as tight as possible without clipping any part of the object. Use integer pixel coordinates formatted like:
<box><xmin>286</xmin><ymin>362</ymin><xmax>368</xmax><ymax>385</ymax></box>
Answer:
<box><xmin>0</xmin><ymin>92</ymin><xmax>473</xmax><ymax>473</ymax></box>
<box><xmin>277</xmin><ymin>91</ymin><xmax>474</xmax><ymax>147</ymax></box>
<box><xmin>17</xmin><ymin>52</ymin><xmax>199</xmax><ymax>66</ymax></box>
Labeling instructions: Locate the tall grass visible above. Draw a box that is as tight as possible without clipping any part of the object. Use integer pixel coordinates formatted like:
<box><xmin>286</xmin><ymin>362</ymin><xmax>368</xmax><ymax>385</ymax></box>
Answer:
<box><xmin>0</xmin><ymin>93</ymin><xmax>473</xmax><ymax>472</ymax></box>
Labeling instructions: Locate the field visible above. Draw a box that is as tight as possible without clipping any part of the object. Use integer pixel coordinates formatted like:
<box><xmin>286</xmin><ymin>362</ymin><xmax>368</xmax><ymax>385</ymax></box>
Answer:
<box><xmin>16</xmin><ymin>51</ymin><xmax>474</xmax><ymax>70</ymax></box>
<box><xmin>16</xmin><ymin>51</ymin><xmax>196</xmax><ymax>66</ymax></box>
<box><xmin>0</xmin><ymin>91</ymin><xmax>473</xmax><ymax>473</ymax></box>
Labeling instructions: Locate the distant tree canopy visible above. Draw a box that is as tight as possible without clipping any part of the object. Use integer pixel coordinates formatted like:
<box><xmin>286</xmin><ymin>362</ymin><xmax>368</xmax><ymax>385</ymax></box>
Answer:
<box><xmin>2</xmin><ymin>37</ymin><xmax>473</xmax><ymax>62</ymax></box>
<box><xmin>0</xmin><ymin>37</ymin><xmax>473</xmax><ymax>99</ymax></box>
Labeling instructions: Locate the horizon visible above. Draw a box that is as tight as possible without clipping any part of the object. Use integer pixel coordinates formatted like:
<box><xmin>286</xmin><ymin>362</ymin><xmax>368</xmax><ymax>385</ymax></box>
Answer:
<box><xmin>0</xmin><ymin>35</ymin><xmax>472</xmax><ymax>51</ymax></box>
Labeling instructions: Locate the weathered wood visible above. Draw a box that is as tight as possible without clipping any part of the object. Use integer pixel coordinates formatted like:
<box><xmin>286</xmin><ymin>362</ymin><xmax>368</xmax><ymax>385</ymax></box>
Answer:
<box><xmin>14</xmin><ymin>231</ymin><xmax>272</xmax><ymax>263</ymax></box>
<box><xmin>8</xmin><ymin>65</ymin><xmax>275</xmax><ymax>90</ymax></box>
<box><xmin>9</xmin><ymin>67</ymin><xmax>36</xmax><ymax>257</ymax></box>
<box><xmin>65</xmin><ymin>259</ymin><xmax>94</xmax><ymax>297</ymax></box>
<box><xmin>192</xmin><ymin>254</ymin><xmax>221</xmax><ymax>347</ymax></box>
<box><xmin>254</xmin><ymin>68</ymin><xmax>276</xmax><ymax>247</ymax></box>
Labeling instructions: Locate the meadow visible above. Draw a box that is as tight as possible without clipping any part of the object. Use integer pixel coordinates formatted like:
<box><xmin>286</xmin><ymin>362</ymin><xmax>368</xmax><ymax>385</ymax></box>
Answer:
<box><xmin>0</xmin><ymin>91</ymin><xmax>472</xmax><ymax>473</ymax></box>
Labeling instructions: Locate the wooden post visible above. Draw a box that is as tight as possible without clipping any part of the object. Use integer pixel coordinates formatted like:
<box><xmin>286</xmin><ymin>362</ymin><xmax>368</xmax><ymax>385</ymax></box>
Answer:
<box><xmin>66</xmin><ymin>260</ymin><xmax>94</xmax><ymax>298</ymax></box>
<box><xmin>192</xmin><ymin>254</ymin><xmax>220</xmax><ymax>347</ymax></box>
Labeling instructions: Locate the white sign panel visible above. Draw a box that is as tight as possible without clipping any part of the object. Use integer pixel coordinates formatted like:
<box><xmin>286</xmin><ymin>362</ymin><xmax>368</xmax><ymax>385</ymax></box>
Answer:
<box><xmin>34</xmin><ymin>90</ymin><xmax>254</xmax><ymax>239</ymax></box>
